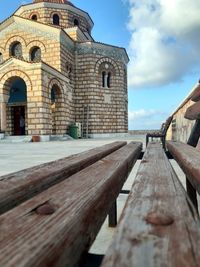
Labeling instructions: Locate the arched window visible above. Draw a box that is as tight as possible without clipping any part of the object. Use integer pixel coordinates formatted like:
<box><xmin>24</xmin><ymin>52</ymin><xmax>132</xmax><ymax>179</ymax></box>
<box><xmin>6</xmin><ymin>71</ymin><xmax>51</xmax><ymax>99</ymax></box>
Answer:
<box><xmin>99</xmin><ymin>61</ymin><xmax>115</xmax><ymax>88</ymax></box>
<box><xmin>107</xmin><ymin>72</ymin><xmax>111</xmax><ymax>88</ymax></box>
<box><xmin>53</xmin><ymin>14</ymin><xmax>60</xmax><ymax>25</ymax></box>
<box><xmin>51</xmin><ymin>84</ymin><xmax>62</xmax><ymax>103</ymax></box>
<box><xmin>30</xmin><ymin>47</ymin><xmax>41</xmax><ymax>62</ymax></box>
<box><xmin>51</xmin><ymin>87</ymin><xmax>56</xmax><ymax>104</ymax></box>
<box><xmin>31</xmin><ymin>14</ymin><xmax>37</xmax><ymax>21</ymax></box>
<box><xmin>50</xmin><ymin>84</ymin><xmax>62</xmax><ymax>134</ymax></box>
<box><xmin>102</xmin><ymin>71</ymin><xmax>111</xmax><ymax>88</ymax></box>
<box><xmin>10</xmin><ymin>42</ymin><xmax>22</xmax><ymax>58</ymax></box>
<box><xmin>0</xmin><ymin>53</ymin><xmax>3</xmax><ymax>63</ymax></box>
<box><xmin>102</xmin><ymin>71</ymin><xmax>106</xmax><ymax>88</ymax></box>
<box><xmin>74</xmin><ymin>18</ymin><xmax>79</xmax><ymax>26</ymax></box>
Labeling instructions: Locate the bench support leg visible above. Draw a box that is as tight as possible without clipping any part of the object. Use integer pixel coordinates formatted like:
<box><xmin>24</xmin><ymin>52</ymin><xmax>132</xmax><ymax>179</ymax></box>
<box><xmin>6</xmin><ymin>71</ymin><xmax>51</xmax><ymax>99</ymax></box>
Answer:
<box><xmin>187</xmin><ymin>119</ymin><xmax>200</xmax><ymax>147</ymax></box>
<box><xmin>161</xmin><ymin>136</ymin><xmax>166</xmax><ymax>150</ymax></box>
<box><xmin>108</xmin><ymin>200</ymin><xmax>117</xmax><ymax>227</ymax></box>
<box><xmin>186</xmin><ymin>119</ymin><xmax>200</xmax><ymax>213</ymax></box>
<box><xmin>146</xmin><ymin>135</ymin><xmax>148</xmax><ymax>148</ymax></box>
<box><xmin>79</xmin><ymin>253</ymin><xmax>104</xmax><ymax>267</ymax></box>
<box><xmin>186</xmin><ymin>178</ymin><xmax>198</xmax><ymax>212</ymax></box>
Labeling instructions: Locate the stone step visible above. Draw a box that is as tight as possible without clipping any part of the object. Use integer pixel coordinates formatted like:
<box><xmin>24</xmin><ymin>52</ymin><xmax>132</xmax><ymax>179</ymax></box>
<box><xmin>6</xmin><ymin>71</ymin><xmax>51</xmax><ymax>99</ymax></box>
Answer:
<box><xmin>0</xmin><ymin>135</ymin><xmax>33</xmax><ymax>143</ymax></box>
<box><xmin>0</xmin><ymin>134</ymin><xmax>74</xmax><ymax>143</ymax></box>
<box><xmin>50</xmin><ymin>134</ymin><xmax>73</xmax><ymax>141</ymax></box>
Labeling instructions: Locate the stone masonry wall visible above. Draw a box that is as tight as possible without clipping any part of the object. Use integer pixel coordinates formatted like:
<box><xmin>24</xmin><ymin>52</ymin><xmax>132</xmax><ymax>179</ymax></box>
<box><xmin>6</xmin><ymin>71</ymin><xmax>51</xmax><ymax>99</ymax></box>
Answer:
<box><xmin>0</xmin><ymin>3</ymin><xmax>128</xmax><ymax>137</ymax></box>
<box><xmin>41</xmin><ymin>69</ymin><xmax>74</xmax><ymax>135</ymax></box>
<box><xmin>0</xmin><ymin>24</ymin><xmax>61</xmax><ymax>71</ymax></box>
<box><xmin>74</xmin><ymin>52</ymin><xmax>128</xmax><ymax>134</ymax></box>
<box><xmin>0</xmin><ymin>62</ymin><xmax>44</xmax><ymax>135</ymax></box>
<box><xmin>0</xmin><ymin>61</ymin><xmax>74</xmax><ymax>135</ymax></box>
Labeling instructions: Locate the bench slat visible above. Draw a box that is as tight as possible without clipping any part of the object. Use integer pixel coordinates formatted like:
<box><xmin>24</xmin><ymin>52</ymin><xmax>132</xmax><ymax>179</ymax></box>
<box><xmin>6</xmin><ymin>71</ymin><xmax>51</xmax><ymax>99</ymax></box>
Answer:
<box><xmin>0</xmin><ymin>142</ymin><xmax>142</xmax><ymax>267</ymax></box>
<box><xmin>0</xmin><ymin>141</ymin><xmax>126</xmax><ymax>215</ymax></box>
<box><xmin>101</xmin><ymin>142</ymin><xmax>200</xmax><ymax>267</ymax></box>
<box><xmin>184</xmin><ymin>100</ymin><xmax>200</xmax><ymax>120</ymax></box>
<box><xmin>167</xmin><ymin>141</ymin><xmax>200</xmax><ymax>194</ymax></box>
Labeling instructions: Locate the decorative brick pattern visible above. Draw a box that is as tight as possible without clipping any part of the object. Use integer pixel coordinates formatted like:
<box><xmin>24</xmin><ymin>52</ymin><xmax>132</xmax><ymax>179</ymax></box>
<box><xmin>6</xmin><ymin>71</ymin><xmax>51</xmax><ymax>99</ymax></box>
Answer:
<box><xmin>0</xmin><ymin>1</ymin><xmax>128</xmax><ymax>136</ymax></box>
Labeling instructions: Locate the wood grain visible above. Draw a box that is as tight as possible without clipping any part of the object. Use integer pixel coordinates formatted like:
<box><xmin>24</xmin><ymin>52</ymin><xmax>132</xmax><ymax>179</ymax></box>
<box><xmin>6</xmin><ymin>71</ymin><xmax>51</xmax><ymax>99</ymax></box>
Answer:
<box><xmin>185</xmin><ymin>101</ymin><xmax>200</xmax><ymax>120</ymax></box>
<box><xmin>191</xmin><ymin>84</ymin><xmax>200</xmax><ymax>102</ymax></box>
<box><xmin>0</xmin><ymin>141</ymin><xmax>126</xmax><ymax>215</ymax></box>
<box><xmin>167</xmin><ymin>141</ymin><xmax>200</xmax><ymax>194</ymax></box>
<box><xmin>0</xmin><ymin>142</ymin><xmax>142</xmax><ymax>267</ymax></box>
<box><xmin>101</xmin><ymin>142</ymin><xmax>200</xmax><ymax>267</ymax></box>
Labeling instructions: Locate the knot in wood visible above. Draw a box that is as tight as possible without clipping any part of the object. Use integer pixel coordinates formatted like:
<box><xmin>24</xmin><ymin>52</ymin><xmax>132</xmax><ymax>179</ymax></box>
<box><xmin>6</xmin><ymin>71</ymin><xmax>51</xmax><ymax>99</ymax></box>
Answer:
<box><xmin>35</xmin><ymin>203</ymin><xmax>55</xmax><ymax>215</ymax></box>
<box><xmin>145</xmin><ymin>212</ymin><xmax>174</xmax><ymax>226</ymax></box>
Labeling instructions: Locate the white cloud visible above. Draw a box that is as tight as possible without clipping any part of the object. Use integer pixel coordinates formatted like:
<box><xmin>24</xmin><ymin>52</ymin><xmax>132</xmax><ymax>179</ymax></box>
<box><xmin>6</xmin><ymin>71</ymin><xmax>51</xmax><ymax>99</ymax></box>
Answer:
<box><xmin>128</xmin><ymin>109</ymin><xmax>166</xmax><ymax>129</ymax></box>
<box><xmin>129</xmin><ymin>109</ymin><xmax>158</xmax><ymax>120</ymax></box>
<box><xmin>127</xmin><ymin>0</ymin><xmax>200</xmax><ymax>88</ymax></box>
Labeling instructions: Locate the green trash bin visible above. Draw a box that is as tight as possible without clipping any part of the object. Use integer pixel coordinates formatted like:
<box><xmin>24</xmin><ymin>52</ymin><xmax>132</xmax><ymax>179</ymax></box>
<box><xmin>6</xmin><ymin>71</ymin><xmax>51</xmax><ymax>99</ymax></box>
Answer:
<box><xmin>69</xmin><ymin>125</ymin><xmax>78</xmax><ymax>139</ymax></box>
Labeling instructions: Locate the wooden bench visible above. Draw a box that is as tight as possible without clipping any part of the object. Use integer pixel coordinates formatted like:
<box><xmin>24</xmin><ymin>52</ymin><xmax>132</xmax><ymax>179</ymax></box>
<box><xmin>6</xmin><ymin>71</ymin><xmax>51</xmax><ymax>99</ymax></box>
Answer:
<box><xmin>102</xmin><ymin>96</ymin><xmax>200</xmax><ymax>266</ymax></box>
<box><xmin>0</xmin><ymin>141</ymin><xmax>126</xmax><ymax>215</ymax></box>
<box><xmin>101</xmin><ymin>142</ymin><xmax>200</xmax><ymax>267</ymax></box>
<box><xmin>1</xmin><ymin>96</ymin><xmax>200</xmax><ymax>267</ymax></box>
<box><xmin>0</xmin><ymin>141</ymin><xmax>142</xmax><ymax>267</ymax></box>
<box><xmin>146</xmin><ymin>116</ymin><xmax>173</xmax><ymax>150</ymax></box>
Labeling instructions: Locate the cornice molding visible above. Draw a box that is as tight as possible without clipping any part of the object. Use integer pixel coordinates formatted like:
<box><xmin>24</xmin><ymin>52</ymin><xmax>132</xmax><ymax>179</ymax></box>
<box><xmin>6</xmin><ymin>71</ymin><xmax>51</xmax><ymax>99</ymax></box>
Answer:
<box><xmin>76</xmin><ymin>42</ymin><xmax>129</xmax><ymax>64</ymax></box>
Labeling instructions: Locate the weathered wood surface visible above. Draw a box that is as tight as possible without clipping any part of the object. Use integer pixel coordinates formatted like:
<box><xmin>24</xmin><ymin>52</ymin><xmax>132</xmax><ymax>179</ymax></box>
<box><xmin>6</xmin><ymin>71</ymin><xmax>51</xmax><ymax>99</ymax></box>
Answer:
<box><xmin>167</xmin><ymin>141</ymin><xmax>200</xmax><ymax>194</ymax></box>
<box><xmin>185</xmin><ymin>120</ymin><xmax>200</xmax><ymax>210</ymax></box>
<box><xmin>184</xmin><ymin>100</ymin><xmax>200</xmax><ymax>120</ymax></box>
<box><xmin>191</xmin><ymin>84</ymin><xmax>200</xmax><ymax>102</ymax></box>
<box><xmin>101</xmin><ymin>142</ymin><xmax>200</xmax><ymax>267</ymax></box>
<box><xmin>0</xmin><ymin>142</ymin><xmax>142</xmax><ymax>267</ymax></box>
<box><xmin>0</xmin><ymin>141</ymin><xmax>126</xmax><ymax>215</ymax></box>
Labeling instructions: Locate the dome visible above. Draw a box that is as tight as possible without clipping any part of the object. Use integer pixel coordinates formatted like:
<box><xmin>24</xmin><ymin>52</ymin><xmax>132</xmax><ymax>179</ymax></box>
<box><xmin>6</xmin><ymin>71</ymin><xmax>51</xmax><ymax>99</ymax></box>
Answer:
<box><xmin>34</xmin><ymin>0</ymin><xmax>74</xmax><ymax>6</ymax></box>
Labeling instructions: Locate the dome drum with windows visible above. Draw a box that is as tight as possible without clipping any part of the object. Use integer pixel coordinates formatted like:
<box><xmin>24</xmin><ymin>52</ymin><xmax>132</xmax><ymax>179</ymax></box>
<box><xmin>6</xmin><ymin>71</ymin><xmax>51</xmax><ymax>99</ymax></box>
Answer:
<box><xmin>0</xmin><ymin>0</ymin><xmax>129</xmax><ymax>137</ymax></box>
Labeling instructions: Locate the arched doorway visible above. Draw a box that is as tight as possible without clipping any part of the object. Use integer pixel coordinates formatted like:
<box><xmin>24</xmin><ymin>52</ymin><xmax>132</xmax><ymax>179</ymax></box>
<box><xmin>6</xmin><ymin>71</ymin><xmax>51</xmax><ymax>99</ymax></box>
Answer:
<box><xmin>6</xmin><ymin>77</ymin><xmax>27</xmax><ymax>135</ymax></box>
<box><xmin>51</xmin><ymin>84</ymin><xmax>62</xmax><ymax>135</ymax></box>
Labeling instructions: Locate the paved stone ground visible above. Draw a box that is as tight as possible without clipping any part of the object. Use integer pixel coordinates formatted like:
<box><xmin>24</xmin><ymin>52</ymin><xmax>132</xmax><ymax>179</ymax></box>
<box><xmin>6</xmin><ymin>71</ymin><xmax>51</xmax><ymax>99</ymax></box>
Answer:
<box><xmin>0</xmin><ymin>135</ymin><xmax>198</xmax><ymax>255</ymax></box>
<box><xmin>0</xmin><ymin>135</ymin><xmax>144</xmax><ymax>176</ymax></box>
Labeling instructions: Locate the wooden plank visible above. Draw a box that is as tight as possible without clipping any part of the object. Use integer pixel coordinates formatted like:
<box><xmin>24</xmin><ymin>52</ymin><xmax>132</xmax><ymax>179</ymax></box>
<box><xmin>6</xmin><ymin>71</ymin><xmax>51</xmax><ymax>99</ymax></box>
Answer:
<box><xmin>191</xmin><ymin>84</ymin><xmax>200</xmax><ymax>102</ymax></box>
<box><xmin>0</xmin><ymin>141</ymin><xmax>126</xmax><ymax>215</ymax></box>
<box><xmin>101</xmin><ymin>142</ymin><xmax>200</xmax><ymax>267</ymax></box>
<box><xmin>167</xmin><ymin>141</ymin><xmax>200</xmax><ymax>194</ymax></box>
<box><xmin>0</xmin><ymin>142</ymin><xmax>142</xmax><ymax>267</ymax></box>
<box><xmin>184</xmin><ymin>101</ymin><xmax>200</xmax><ymax>120</ymax></box>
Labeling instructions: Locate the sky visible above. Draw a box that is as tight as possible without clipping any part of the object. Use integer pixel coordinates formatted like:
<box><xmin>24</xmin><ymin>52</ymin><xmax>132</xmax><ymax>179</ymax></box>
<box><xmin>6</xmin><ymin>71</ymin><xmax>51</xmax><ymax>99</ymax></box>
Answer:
<box><xmin>0</xmin><ymin>0</ymin><xmax>200</xmax><ymax>130</ymax></box>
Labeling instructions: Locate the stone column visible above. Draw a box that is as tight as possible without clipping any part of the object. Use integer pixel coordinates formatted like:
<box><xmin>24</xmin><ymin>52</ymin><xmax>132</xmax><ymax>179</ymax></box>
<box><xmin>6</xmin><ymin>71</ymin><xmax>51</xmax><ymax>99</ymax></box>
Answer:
<box><xmin>104</xmin><ymin>73</ymin><xmax>108</xmax><ymax>87</ymax></box>
<box><xmin>0</xmin><ymin>93</ymin><xmax>9</xmax><ymax>132</ymax></box>
<box><xmin>0</xmin><ymin>102</ymin><xmax>7</xmax><ymax>132</ymax></box>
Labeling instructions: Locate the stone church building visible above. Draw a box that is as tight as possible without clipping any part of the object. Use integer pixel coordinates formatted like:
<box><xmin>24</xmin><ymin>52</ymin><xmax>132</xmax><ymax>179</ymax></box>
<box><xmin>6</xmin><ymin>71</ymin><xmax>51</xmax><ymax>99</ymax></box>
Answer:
<box><xmin>0</xmin><ymin>0</ymin><xmax>128</xmax><ymax>139</ymax></box>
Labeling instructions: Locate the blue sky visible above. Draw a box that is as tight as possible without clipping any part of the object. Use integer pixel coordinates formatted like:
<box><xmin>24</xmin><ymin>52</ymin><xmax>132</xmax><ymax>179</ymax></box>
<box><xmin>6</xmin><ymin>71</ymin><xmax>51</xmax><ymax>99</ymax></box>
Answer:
<box><xmin>1</xmin><ymin>0</ymin><xmax>200</xmax><ymax>130</ymax></box>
